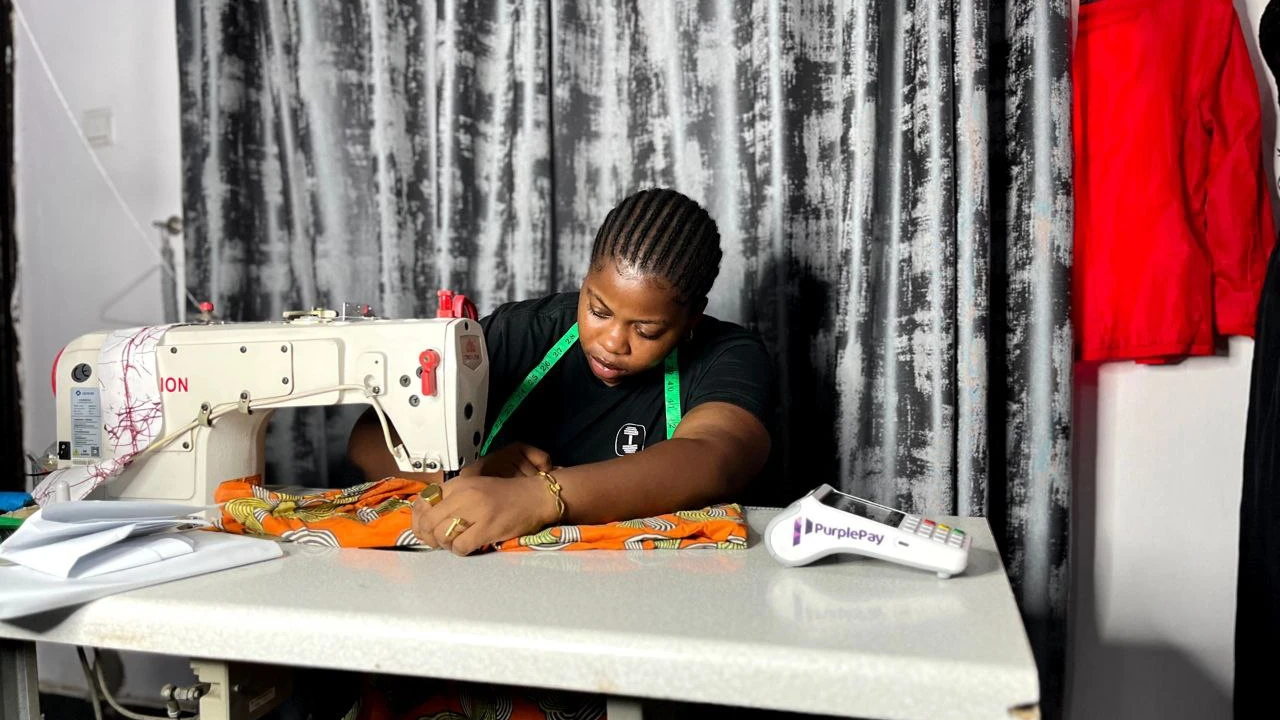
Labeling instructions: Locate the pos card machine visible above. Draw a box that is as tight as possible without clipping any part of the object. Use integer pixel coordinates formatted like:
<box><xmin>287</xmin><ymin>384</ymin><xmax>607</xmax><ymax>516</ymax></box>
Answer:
<box><xmin>765</xmin><ymin>484</ymin><xmax>971</xmax><ymax>578</ymax></box>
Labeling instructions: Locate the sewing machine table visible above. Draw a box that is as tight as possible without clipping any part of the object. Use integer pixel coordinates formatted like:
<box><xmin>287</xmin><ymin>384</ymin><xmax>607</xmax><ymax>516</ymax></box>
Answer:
<box><xmin>0</xmin><ymin>509</ymin><xmax>1038</xmax><ymax>720</ymax></box>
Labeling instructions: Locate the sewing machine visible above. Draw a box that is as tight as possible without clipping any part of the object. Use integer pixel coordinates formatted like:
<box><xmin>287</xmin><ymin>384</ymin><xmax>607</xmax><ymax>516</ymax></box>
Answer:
<box><xmin>31</xmin><ymin>303</ymin><xmax>490</xmax><ymax>719</ymax></box>
<box><xmin>48</xmin><ymin>304</ymin><xmax>489</xmax><ymax>505</ymax></box>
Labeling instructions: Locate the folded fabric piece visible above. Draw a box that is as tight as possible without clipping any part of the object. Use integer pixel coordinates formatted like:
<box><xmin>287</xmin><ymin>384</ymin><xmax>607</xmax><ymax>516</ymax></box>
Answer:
<box><xmin>0</xmin><ymin>500</ymin><xmax>215</xmax><ymax>578</ymax></box>
<box><xmin>0</xmin><ymin>492</ymin><xmax>33</xmax><ymax>513</ymax></box>
<box><xmin>0</xmin><ymin>531</ymin><xmax>282</xmax><ymax>619</ymax></box>
<box><xmin>495</xmin><ymin>503</ymin><xmax>747</xmax><ymax>551</ymax></box>
<box><xmin>213</xmin><ymin>478</ymin><xmax>748</xmax><ymax>551</ymax></box>
<box><xmin>213</xmin><ymin>478</ymin><xmax>427</xmax><ymax>548</ymax></box>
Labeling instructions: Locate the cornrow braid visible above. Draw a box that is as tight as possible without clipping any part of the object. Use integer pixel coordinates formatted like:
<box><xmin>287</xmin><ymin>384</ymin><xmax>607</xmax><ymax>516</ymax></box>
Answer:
<box><xmin>589</xmin><ymin>188</ymin><xmax>723</xmax><ymax>304</ymax></box>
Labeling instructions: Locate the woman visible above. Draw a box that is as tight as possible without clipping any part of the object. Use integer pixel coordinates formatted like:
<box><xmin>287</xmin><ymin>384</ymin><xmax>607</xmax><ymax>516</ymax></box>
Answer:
<box><xmin>348</xmin><ymin>188</ymin><xmax>773</xmax><ymax>554</ymax></box>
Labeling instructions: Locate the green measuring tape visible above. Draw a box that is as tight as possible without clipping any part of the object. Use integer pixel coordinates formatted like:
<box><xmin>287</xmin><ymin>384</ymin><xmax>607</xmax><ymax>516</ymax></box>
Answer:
<box><xmin>480</xmin><ymin>322</ymin><xmax>682</xmax><ymax>455</ymax></box>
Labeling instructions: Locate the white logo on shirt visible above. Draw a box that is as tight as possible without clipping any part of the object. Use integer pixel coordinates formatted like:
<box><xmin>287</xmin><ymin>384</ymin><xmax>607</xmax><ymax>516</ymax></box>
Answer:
<box><xmin>615</xmin><ymin>423</ymin><xmax>647</xmax><ymax>456</ymax></box>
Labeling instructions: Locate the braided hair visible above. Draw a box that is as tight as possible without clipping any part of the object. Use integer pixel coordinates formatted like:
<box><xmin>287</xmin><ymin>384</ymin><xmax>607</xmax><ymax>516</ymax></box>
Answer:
<box><xmin>589</xmin><ymin>188</ymin><xmax>723</xmax><ymax>304</ymax></box>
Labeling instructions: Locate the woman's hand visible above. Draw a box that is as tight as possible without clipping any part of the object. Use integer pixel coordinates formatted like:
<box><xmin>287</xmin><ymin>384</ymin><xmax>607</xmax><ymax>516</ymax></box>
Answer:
<box><xmin>459</xmin><ymin>442</ymin><xmax>552</xmax><ymax>479</ymax></box>
<box><xmin>411</xmin><ymin>474</ymin><xmax>559</xmax><ymax>555</ymax></box>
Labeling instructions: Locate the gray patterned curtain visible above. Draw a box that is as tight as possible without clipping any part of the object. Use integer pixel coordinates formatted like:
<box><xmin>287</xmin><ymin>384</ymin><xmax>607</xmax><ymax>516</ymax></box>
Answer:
<box><xmin>177</xmin><ymin>1</ymin><xmax>1072</xmax><ymax>715</ymax></box>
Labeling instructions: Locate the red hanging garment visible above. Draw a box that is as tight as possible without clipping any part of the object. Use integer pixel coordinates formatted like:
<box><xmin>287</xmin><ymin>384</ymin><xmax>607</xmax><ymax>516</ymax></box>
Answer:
<box><xmin>1073</xmin><ymin>0</ymin><xmax>1276</xmax><ymax>364</ymax></box>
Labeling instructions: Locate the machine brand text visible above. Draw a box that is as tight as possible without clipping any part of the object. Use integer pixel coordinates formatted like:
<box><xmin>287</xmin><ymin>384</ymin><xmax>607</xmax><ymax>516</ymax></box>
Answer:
<box><xmin>793</xmin><ymin>517</ymin><xmax>884</xmax><ymax>546</ymax></box>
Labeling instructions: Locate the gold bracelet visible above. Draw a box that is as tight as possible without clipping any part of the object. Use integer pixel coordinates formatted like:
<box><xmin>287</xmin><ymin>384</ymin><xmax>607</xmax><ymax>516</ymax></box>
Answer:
<box><xmin>537</xmin><ymin>470</ymin><xmax>566</xmax><ymax>523</ymax></box>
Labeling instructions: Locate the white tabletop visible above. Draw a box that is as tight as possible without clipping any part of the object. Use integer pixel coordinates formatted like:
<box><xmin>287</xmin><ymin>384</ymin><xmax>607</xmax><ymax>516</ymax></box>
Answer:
<box><xmin>0</xmin><ymin>509</ymin><xmax>1038</xmax><ymax>720</ymax></box>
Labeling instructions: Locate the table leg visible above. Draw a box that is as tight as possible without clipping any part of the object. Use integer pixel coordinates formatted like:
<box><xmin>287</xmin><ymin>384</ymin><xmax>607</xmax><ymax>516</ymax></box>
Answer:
<box><xmin>0</xmin><ymin>639</ymin><xmax>39</xmax><ymax>720</ymax></box>
<box><xmin>605</xmin><ymin>697</ymin><xmax>644</xmax><ymax>720</ymax></box>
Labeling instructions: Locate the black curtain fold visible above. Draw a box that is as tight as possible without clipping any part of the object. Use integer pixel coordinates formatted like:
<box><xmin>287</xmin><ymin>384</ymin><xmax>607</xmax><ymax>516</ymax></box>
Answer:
<box><xmin>1</xmin><ymin>0</ymin><xmax>21</xmax><ymax>492</ymax></box>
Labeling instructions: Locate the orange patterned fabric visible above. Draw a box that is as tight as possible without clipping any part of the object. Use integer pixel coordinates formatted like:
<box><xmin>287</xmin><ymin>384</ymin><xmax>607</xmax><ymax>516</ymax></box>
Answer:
<box><xmin>213</xmin><ymin>477</ymin><xmax>748</xmax><ymax>552</ymax></box>
<box><xmin>213</xmin><ymin>478</ymin><xmax>427</xmax><ymax>548</ymax></box>
<box><xmin>493</xmin><ymin>503</ymin><xmax>747</xmax><ymax>551</ymax></box>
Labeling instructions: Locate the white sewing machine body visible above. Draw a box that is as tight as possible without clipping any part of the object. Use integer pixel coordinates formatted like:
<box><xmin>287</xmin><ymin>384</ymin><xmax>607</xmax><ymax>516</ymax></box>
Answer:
<box><xmin>50</xmin><ymin>312</ymin><xmax>488</xmax><ymax>505</ymax></box>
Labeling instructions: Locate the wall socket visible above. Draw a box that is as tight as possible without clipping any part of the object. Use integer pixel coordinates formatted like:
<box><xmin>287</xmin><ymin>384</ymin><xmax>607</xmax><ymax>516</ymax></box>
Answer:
<box><xmin>82</xmin><ymin>107</ymin><xmax>114</xmax><ymax>147</ymax></box>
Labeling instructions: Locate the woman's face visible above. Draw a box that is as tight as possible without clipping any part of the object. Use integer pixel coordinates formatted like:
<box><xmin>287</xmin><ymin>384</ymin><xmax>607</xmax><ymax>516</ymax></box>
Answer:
<box><xmin>577</xmin><ymin>257</ymin><xmax>701</xmax><ymax>386</ymax></box>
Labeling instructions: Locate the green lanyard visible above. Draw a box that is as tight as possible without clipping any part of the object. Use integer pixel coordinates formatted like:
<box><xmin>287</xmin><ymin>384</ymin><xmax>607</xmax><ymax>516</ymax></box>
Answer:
<box><xmin>480</xmin><ymin>322</ymin><xmax>682</xmax><ymax>455</ymax></box>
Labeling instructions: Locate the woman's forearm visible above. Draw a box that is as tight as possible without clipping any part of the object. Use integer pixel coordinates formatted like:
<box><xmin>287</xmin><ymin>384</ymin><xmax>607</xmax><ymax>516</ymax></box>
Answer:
<box><xmin>349</xmin><ymin>402</ymin><xmax>769</xmax><ymax>526</ymax></box>
<box><xmin>347</xmin><ymin>407</ymin><xmax>438</xmax><ymax>483</ymax></box>
<box><xmin>549</xmin><ymin>438</ymin><xmax>736</xmax><ymax>524</ymax></box>
<box><xmin>549</xmin><ymin>403</ymin><xmax>770</xmax><ymax>524</ymax></box>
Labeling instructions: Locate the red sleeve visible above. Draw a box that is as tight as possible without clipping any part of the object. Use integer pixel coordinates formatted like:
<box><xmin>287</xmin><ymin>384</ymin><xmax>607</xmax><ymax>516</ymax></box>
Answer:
<box><xmin>1202</xmin><ymin>6</ymin><xmax>1276</xmax><ymax>338</ymax></box>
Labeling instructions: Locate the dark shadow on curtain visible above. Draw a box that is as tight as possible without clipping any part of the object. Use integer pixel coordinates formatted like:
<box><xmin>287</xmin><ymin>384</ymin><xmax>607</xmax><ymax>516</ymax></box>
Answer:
<box><xmin>988</xmin><ymin>3</ymin><xmax>1072</xmax><ymax>715</ymax></box>
<box><xmin>741</xmin><ymin>253</ymin><xmax>838</xmax><ymax>510</ymax></box>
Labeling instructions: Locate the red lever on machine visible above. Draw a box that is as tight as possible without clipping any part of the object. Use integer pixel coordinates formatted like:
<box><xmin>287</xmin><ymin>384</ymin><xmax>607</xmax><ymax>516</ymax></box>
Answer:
<box><xmin>419</xmin><ymin>350</ymin><xmax>441</xmax><ymax>397</ymax></box>
<box><xmin>436</xmin><ymin>290</ymin><xmax>478</xmax><ymax>320</ymax></box>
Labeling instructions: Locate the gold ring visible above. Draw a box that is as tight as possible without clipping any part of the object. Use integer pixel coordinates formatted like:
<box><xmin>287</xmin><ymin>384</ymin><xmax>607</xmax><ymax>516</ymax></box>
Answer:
<box><xmin>444</xmin><ymin>517</ymin><xmax>470</xmax><ymax>538</ymax></box>
<box><xmin>418</xmin><ymin>483</ymin><xmax>443</xmax><ymax>506</ymax></box>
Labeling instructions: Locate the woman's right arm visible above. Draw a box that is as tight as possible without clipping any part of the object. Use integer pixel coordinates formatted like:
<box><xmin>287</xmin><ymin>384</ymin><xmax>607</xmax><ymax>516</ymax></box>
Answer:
<box><xmin>347</xmin><ymin>407</ymin><xmax>551</xmax><ymax>481</ymax></box>
<box><xmin>347</xmin><ymin>407</ymin><xmax>437</xmax><ymax>482</ymax></box>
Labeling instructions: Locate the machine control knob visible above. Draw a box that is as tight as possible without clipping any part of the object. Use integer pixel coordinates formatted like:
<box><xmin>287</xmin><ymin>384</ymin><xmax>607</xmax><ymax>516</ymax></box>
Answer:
<box><xmin>420</xmin><ymin>350</ymin><xmax>441</xmax><ymax>397</ymax></box>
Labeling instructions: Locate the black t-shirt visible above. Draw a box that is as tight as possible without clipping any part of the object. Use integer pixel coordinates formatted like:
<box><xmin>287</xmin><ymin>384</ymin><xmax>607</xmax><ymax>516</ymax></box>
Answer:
<box><xmin>479</xmin><ymin>292</ymin><xmax>772</xmax><ymax>467</ymax></box>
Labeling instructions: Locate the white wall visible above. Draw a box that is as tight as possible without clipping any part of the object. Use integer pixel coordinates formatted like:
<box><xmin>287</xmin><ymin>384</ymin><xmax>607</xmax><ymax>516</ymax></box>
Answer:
<box><xmin>1067</xmin><ymin>2</ymin><xmax>1277</xmax><ymax>718</ymax></box>
<box><xmin>16</xmin><ymin>0</ymin><xmax>183</xmax><ymax>465</ymax></box>
<box><xmin>14</xmin><ymin>0</ymin><xmax>192</xmax><ymax>706</ymax></box>
<box><xmin>1070</xmin><ymin>349</ymin><xmax>1251</xmax><ymax>718</ymax></box>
